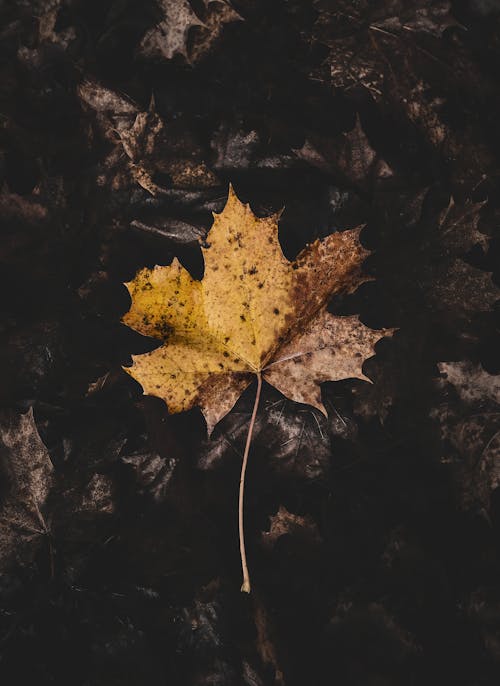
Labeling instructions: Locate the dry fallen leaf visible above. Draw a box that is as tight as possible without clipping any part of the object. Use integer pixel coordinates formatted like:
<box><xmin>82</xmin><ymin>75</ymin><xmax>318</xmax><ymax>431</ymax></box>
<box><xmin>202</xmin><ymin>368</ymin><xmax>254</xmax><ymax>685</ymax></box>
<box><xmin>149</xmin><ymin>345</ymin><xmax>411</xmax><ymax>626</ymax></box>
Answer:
<box><xmin>123</xmin><ymin>185</ymin><xmax>390</xmax><ymax>434</ymax></box>
<box><xmin>123</xmin><ymin>184</ymin><xmax>391</xmax><ymax>591</ymax></box>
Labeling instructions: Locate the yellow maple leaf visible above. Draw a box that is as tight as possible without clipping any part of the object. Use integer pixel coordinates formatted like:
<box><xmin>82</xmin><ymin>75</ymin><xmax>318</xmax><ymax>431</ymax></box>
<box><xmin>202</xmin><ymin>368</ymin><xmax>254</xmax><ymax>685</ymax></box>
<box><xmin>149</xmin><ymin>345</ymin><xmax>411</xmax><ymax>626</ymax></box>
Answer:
<box><xmin>123</xmin><ymin>184</ymin><xmax>392</xmax><ymax>591</ymax></box>
<box><xmin>123</xmin><ymin>185</ymin><xmax>389</xmax><ymax>430</ymax></box>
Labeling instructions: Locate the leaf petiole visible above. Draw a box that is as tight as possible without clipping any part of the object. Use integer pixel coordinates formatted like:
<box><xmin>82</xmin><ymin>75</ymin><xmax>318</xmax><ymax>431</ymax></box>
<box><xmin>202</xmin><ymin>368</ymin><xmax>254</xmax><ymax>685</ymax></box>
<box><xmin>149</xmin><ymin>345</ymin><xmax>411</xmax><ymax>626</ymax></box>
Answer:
<box><xmin>239</xmin><ymin>371</ymin><xmax>262</xmax><ymax>593</ymax></box>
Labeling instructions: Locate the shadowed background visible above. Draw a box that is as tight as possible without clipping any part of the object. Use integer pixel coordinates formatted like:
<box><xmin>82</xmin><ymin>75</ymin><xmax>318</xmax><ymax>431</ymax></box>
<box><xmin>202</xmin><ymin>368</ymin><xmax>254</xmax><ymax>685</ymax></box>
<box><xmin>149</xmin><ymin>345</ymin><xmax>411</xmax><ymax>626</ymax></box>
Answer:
<box><xmin>1</xmin><ymin>1</ymin><xmax>500</xmax><ymax>684</ymax></box>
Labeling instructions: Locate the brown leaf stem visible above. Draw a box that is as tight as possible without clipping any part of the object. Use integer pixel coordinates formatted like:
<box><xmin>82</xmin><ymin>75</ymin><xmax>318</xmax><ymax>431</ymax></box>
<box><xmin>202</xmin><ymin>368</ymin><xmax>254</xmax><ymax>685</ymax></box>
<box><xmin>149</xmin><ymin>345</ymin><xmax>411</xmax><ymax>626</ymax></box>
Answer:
<box><xmin>239</xmin><ymin>371</ymin><xmax>262</xmax><ymax>593</ymax></box>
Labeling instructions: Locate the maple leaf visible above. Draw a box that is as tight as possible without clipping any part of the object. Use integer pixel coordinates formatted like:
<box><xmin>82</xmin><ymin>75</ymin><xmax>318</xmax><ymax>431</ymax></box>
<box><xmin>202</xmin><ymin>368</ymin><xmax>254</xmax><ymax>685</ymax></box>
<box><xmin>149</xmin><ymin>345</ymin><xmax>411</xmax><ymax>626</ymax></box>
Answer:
<box><xmin>426</xmin><ymin>260</ymin><xmax>499</xmax><ymax>320</ymax></box>
<box><xmin>436</xmin><ymin>198</ymin><xmax>489</xmax><ymax>255</ymax></box>
<box><xmin>295</xmin><ymin>115</ymin><xmax>394</xmax><ymax>188</ymax></box>
<box><xmin>123</xmin><ymin>185</ymin><xmax>390</xmax><ymax>433</ymax></box>
<box><xmin>140</xmin><ymin>0</ymin><xmax>240</xmax><ymax>62</ymax></box>
<box><xmin>123</xmin><ymin>185</ymin><xmax>391</xmax><ymax>590</ymax></box>
<box><xmin>140</xmin><ymin>0</ymin><xmax>204</xmax><ymax>61</ymax></box>
<box><xmin>421</xmin><ymin>199</ymin><xmax>498</xmax><ymax>321</ymax></box>
<box><xmin>378</xmin><ymin>193</ymin><xmax>498</xmax><ymax>328</ymax></box>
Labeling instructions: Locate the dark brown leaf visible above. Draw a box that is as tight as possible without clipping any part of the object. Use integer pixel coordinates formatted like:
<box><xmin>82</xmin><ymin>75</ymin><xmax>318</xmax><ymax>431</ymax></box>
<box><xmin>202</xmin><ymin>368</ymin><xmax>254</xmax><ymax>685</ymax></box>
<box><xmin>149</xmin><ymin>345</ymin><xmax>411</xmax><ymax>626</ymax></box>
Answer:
<box><xmin>0</xmin><ymin>409</ymin><xmax>53</xmax><ymax>570</ymax></box>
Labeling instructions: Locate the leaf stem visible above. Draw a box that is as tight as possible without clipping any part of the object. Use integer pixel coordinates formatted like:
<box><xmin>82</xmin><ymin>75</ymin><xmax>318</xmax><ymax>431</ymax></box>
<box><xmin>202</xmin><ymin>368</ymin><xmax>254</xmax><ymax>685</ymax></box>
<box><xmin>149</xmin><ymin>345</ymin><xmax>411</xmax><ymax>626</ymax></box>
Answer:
<box><xmin>239</xmin><ymin>371</ymin><xmax>262</xmax><ymax>593</ymax></box>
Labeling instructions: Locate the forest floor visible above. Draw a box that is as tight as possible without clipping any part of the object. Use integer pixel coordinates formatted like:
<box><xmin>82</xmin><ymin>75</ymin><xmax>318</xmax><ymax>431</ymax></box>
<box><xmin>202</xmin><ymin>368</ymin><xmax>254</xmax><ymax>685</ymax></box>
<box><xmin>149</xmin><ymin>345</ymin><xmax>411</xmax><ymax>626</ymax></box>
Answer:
<box><xmin>1</xmin><ymin>1</ymin><xmax>500</xmax><ymax>684</ymax></box>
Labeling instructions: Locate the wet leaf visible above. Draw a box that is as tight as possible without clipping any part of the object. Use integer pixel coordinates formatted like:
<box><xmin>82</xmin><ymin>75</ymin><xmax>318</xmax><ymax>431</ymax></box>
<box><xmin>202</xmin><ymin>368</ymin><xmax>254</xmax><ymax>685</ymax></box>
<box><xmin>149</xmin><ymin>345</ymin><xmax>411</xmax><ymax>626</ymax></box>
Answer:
<box><xmin>140</xmin><ymin>0</ymin><xmax>240</xmax><ymax>62</ymax></box>
<box><xmin>140</xmin><ymin>0</ymin><xmax>204</xmax><ymax>61</ymax></box>
<box><xmin>79</xmin><ymin>81</ymin><xmax>217</xmax><ymax>194</ymax></box>
<box><xmin>314</xmin><ymin>0</ymin><xmax>456</xmax><ymax>40</ymax></box>
<box><xmin>295</xmin><ymin>115</ymin><xmax>394</xmax><ymax>187</ymax></box>
<box><xmin>424</xmin><ymin>259</ymin><xmax>498</xmax><ymax>319</ymax></box>
<box><xmin>435</xmin><ymin>198</ymin><xmax>489</xmax><ymax>255</ymax></box>
<box><xmin>378</xmin><ymin>193</ymin><xmax>498</xmax><ymax>326</ymax></box>
<box><xmin>0</xmin><ymin>409</ymin><xmax>53</xmax><ymax>571</ymax></box>
<box><xmin>313</xmin><ymin>0</ymin><xmax>457</xmax><ymax>97</ymax></box>
<box><xmin>434</xmin><ymin>361</ymin><xmax>500</xmax><ymax>512</ymax></box>
<box><xmin>122</xmin><ymin>449</ymin><xmax>177</xmax><ymax>502</ymax></box>
<box><xmin>261</xmin><ymin>505</ymin><xmax>321</xmax><ymax>549</ymax></box>
<box><xmin>199</xmin><ymin>395</ymin><xmax>331</xmax><ymax>481</ymax></box>
<box><xmin>189</xmin><ymin>0</ymin><xmax>242</xmax><ymax>64</ymax></box>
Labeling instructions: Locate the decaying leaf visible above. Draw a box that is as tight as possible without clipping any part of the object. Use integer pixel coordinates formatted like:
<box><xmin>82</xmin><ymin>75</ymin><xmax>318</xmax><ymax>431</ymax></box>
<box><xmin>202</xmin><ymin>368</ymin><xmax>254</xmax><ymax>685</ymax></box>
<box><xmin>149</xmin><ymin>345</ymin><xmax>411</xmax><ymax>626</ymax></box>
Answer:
<box><xmin>438</xmin><ymin>361</ymin><xmax>500</xmax><ymax>405</ymax></box>
<box><xmin>261</xmin><ymin>505</ymin><xmax>321</xmax><ymax>549</ymax></box>
<box><xmin>78</xmin><ymin>80</ymin><xmax>158</xmax><ymax>193</ymax></box>
<box><xmin>211</xmin><ymin>124</ymin><xmax>298</xmax><ymax>176</ymax></box>
<box><xmin>295</xmin><ymin>115</ymin><xmax>394</xmax><ymax>187</ymax></box>
<box><xmin>123</xmin><ymin>186</ymin><xmax>391</xmax><ymax>434</ymax></box>
<box><xmin>130</xmin><ymin>217</ymin><xmax>207</xmax><ymax>245</ymax></box>
<box><xmin>433</xmin><ymin>361</ymin><xmax>500</xmax><ymax>512</ymax></box>
<box><xmin>415</xmin><ymin>197</ymin><xmax>497</xmax><ymax>319</ymax></box>
<box><xmin>378</xmin><ymin>192</ymin><xmax>498</xmax><ymax>327</ymax></box>
<box><xmin>312</xmin><ymin>0</ymin><xmax>457</xmax><ymax>97</ymax></box>
<box><xmin>253</xmin><ymin>594</ymin><xmax>285</xmax><ymax>685</ymax></box>
<box><xmin>392</xmin><ymin>73</ymin><xmax>495</xmax><ymax>192</ymax></box>
<box><xmin>189</xmin><ymin>0</ymin><xmax>242</xmax><ymax>63</ymax></box>
<box><xmin>422</xmin><ymin>199</ymin><xmax>497</xmax><ymax>320</ymax></box>
<box><xmin>313</xmin><ymin>0</ymin><xmax>457</xmax><ymax>41</ymax></box>
<box><xmin>370</xmin><ymin>0</ymin><xmax>458</xmax><ymax>35</ymax></box>
<box><xmin>0</xmin><ymin>409</ymin><xmax>53</xmax><ymax>571</ymax></box>
<box><xmin>140</xmin><ymin>0</ymin><xmax>240</xmax><ymax>62</ymax></box>
<box><xmin>326</xmin><ymin>598</ymin><xmax>418</xmax><ymax>679</ymax></box>
<box><xmin>78</xmin><ymin>80</ymin><xmax>138</xmax><ymax>138</ymax></box>
<box><xmin>311</xmin><ymin>0</ymin><xmax>495</xmax><ymax>193</ymax></box>
<box><xmin>423</xmin><ymin>259</ymin><xmax>499</xmax><ymax>319</ymax></box>
<box><xmin>140</xmin><ymin>0</ymin><xmax>204</xmax><ymax>61</ymax></box>
<box><xmin>199</xmin><ymin>396</ymin><xmax>330</xmax><ymax>481</ymax></box>
<box><xmin>436</xmin><ymin>198</ymin><xmax>489</xmax><ymax>255</ymax></box>
<box><xmin>122</xmin><ymin>449</ymin><xmax>177</xmax><ymax>503</ymax></box>
<box><xmin>78</xmin><ymin>81</ymin><xmax>217</xmax><ymax>194</ymax></box>
<box><xmin>176</xmin><ymin>579</ymin><xmax>277</xmax><ymax>683</ymax></box>
<box><xmin>36</xmin><ymin>0</ymin><xmax>76</xmax><ymax>48</ymax></box>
